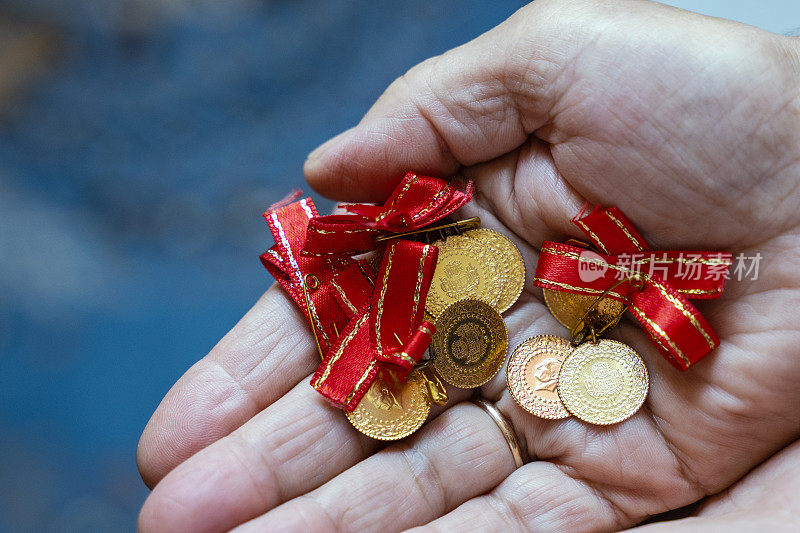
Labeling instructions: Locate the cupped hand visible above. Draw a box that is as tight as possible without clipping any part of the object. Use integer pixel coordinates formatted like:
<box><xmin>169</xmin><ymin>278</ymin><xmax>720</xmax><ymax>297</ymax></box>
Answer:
<box><xmin>137</xmin><ymin>0</ymin><xmax>800</xmax><ymax>531</ymax></box>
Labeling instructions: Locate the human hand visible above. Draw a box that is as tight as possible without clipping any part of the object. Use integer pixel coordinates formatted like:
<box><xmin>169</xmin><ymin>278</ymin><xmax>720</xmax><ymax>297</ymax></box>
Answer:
<box><xmin>137</xmin><ymin>0</ymin><xmax>800</xmax><ymax>530</ymax></box>
<box><xmin>629</xmin><ymin>437</ymin><xmax>800</xmax><ymax>531</ymax></box>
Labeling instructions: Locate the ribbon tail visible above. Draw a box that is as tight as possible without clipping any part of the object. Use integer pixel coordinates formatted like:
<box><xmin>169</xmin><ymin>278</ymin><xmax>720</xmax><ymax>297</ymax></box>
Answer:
<box><xmin>371</xmin><ymin>240</ymin><xmax>438</xmax><ymax>376</ymax></box>
<box><xmin>573</xmin><ymin>205</ymin><xmax>648</xmax><ymax>254</ymax></box>
<box><xmin>628</xmin><ymin>274</ymin><xmax>719</xmax><ymax>371</ymax></box>
<box><xmin>310</xmin><ymin>240</ymin><xmax>439</xmax><ymax>410</ymax></box>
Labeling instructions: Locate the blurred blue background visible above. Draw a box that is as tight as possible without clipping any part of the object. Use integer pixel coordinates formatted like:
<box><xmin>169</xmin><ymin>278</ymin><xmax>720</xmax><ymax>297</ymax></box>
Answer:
<box><xmin>0</xmin><ymin>1</ymin><xmax>796</xmax><ymax>531</ymax></box>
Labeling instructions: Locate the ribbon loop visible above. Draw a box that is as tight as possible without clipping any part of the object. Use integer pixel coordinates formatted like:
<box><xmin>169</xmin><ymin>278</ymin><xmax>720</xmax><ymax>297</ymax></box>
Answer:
<box><xmin>533</xmin><ymin>206</ymin><xmax>732</xmax><ymax>370</ymax></box>
<box><xmin>303</xmin><ymin>171</ymin><xmax>473</xmax><ymax>256</ymax></box>
<box><xmin>261</xmin><ymin>197</ymin><xmax>363</xmax><ymax>350</ymax></box>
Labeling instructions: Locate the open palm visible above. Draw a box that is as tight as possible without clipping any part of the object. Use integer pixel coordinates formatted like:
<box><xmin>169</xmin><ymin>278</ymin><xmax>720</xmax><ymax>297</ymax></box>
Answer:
<box><xmin>138</xmin><ymin>0</ymin><xmax>800</xmax><ymax>530</ymax></box>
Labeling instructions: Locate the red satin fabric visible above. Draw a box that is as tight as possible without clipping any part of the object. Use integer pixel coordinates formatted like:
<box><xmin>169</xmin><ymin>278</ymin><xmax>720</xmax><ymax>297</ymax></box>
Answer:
<box><xmin>262</xmin><ymin>173</ymin><xmax>461</xmax><ymax>409</ymax></box>
<box><xmin>310</xmin><ymin>240</ymin><xmax>438</xmax><ymax>409</ymax></box>
<box><xmin>533</xmin><ymin>206</ymin><xmax>732</xmax><ymax>370</ymax></box>
<box><xmin>302</xmin><ymin>171</ymin><xmax>473</xmax><ymax>256</ymax></box>
<box><xmin>371</xmin><ymin>242</ymin><xmax>438</xmax><ymax>374</ymax></box>
<box><xmin>261</xmin><ymin>198</ymin><xmax>371</xmax><ymax>352</ymax></box>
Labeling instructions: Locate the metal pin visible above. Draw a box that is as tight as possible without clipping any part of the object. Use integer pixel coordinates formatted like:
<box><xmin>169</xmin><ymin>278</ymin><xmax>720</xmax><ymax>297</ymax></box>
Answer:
<box><xmin>569</xmin><ymin>273</ymin><xmax>642</xmax><ymax>345</ymax></box>
<box><xmin>374</xmin><ymin>216</ymin><xmax>481</xmax><ymax>243</ymax></box>
<box><xmin>301</xmin><ymin>283</ymin><xmax>325</xmax><ymax>361</ymax></box>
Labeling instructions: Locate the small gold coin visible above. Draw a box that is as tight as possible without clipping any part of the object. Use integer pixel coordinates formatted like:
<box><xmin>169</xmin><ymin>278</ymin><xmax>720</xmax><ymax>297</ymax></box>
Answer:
<box><xmin>463</xmin><ymin>229</ymin><xmax>525</xmax><ymax>313</ymax></box>
<box><xmin>426</xmin><ymin>236</ymin><xmax>503</xmax><ymax>317</ymax></box>
<box><xmin>455</xmin><ymin>234</ymin><xmax>508</xmax><ymax>307</ymax></box>
<box><xmin>543</xmin><ymin>288</ymin><xmax>624</xmax><ymax>331</ymax></box>
<box><xmin>346</xmin><ymin>370</ymin><xmax>431</xmax><ymax>440</ymax></box>
<box><xmin>506</xmin><ymin>335</ymin><xmax>572</xmax><ymax>419</ymax></box>
<box><xmin>557</xmin><ymin>339</ymin><xmax>649</xmax><ymax>425</ymax></box>
<box><xmin>432</xmin><ymin>299</ymin><xmax>508</xmax><ymax>388</ymax></box>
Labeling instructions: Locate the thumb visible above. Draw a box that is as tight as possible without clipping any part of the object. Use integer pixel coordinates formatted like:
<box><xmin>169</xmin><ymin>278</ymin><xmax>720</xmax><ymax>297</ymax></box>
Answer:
<box><xmin>303</xmin><ymin>0</ymin><xmax>582</xmax><ymax>202</ymax></box>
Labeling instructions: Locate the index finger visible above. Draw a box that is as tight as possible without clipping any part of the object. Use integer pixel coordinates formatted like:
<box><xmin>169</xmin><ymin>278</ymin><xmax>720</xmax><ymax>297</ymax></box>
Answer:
<box><xmin>302</xmin><ymin>0</ymin><xmax>575</xmax><ymax>202</ymax></box>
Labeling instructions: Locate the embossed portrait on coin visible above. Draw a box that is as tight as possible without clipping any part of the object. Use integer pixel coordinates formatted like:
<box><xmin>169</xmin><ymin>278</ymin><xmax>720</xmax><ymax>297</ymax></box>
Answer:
<box><xmin>439</xmin><ymin>260</ymin><xmax>479</xmax><ymax>299</ymax></box>
<box><xmin>531</xmin><ymin>357</ymin><xmax>561</xmax><ymax>392</ymax></box>
<box><xmin>372</xmin><ymin>383</ymin><xmax>402</xmax><ymax>411</ymax></box>
<box><xmin>448</xmin><ymin>320</ymin><xmax>489</xmax><ymax>365</ymax></box>
<box><xmin>583</xmin><ymin>360</ymin><xmax>624</xmax><ymax>398</ymax></box>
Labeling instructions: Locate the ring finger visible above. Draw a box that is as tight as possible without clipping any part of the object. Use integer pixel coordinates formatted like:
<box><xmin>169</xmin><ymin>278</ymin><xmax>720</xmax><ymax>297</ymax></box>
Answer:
<box><xmin>232</xmin><ymin>400</ymin><xmax>522</xmax><ymax>532</ymax></box>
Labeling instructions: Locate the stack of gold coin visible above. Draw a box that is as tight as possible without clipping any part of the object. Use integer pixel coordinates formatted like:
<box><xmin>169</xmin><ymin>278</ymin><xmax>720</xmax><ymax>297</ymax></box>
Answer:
<box><xmin>424</xmin><ymin>229</ymin><xmax>524</xmax><ymax>390</ymax></box>
<box><xmin>508</xmin><ymin>254</ymin><xmax>651</xmax><ymax>426</ymax></box>
<box><xmin>349</xmin><ymin>226</ymin><xmax>525</xmax><ymax>440</ymax></box>
<box><xmin>426</xmin><ymin>229</ymin><xmax>524</xmax><ymax>317</ymax></box>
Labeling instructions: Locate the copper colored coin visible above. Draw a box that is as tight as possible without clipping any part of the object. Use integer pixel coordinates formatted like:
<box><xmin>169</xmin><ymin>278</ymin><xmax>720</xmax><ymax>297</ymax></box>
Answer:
<box><xmin>507</xmin><ymin>335</ymin><xmax>572</xmax><ymax>419</ymax></box>
<box><xmin>346</xmin><ymin>370</ymin><xmax>431</xmax><ymax>440</ymax></box>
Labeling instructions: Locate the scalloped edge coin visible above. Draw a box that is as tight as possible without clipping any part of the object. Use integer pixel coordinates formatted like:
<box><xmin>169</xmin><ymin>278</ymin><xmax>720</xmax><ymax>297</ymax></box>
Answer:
<box><xmin>432</xmin><ymin>298</ymin><xmax>508</xmax><ymax>388</ymax></box>
<box><xmin>557</xmin><ymin>339</ymin><xmax>649</xmax><ymax>425</ymax></box>
<box><xmin>346</xmin><ymin>370</ymin><xmax>431</xmax><ymax>440</ymax></box>
<box><xmin>464</xmin><ymin>228</ymin><xmax>525</xmax><ymax>313</ymax></box>
<box><xmin>507</xmin><ymin>335</ymin><xmax>572</xmax><ymax>419</ymax></box>
<box><xmin>426</xmin><ymin>236</ymin><xmax>502</xmax><ymax>317</ymax></box>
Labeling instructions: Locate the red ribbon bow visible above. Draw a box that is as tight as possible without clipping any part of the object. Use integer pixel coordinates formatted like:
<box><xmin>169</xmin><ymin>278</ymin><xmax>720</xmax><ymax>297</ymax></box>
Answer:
<box><xmin>262</xmin><ymin>173</ymin><xmax>470</xmax><ymax>409</ymax></box>
<box><xmin>532</xmin><ymin>205</ymin><xmax>732</xmax><ymax>370</ymax></box>
<box><xmin>302</xmin><ymin>171</ymin><xmax>473</xmax><ymax>256</ymax></box>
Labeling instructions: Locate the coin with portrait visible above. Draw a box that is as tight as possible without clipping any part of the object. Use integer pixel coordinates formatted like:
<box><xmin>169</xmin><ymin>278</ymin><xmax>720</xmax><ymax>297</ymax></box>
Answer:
<box><xmin>346</xmin><ymin>369</ymin><xmax>431</xmax><ymax>440</ymax></box>
<box><xmin>507</xmin><ymin>335</ymin><xmax>572</xmax><ymax>419</ymax></box>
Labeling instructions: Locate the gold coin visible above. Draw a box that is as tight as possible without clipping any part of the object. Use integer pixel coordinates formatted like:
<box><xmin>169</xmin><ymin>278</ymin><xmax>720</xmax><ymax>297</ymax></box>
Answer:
<box><xmin>543</xmin><ymin>288</ymin><xmax>624</xmax><ymax>331</ymax></box>
<box><xmin>506</xmin><ymin>335</ymin><xmax>572</xmax><ymax>419</ymax></box>
<box><xmin>456</xmin><ymin>234</ymin><xmax>508</xmax><ymax>306</ymax></box>
<box><xmin>557</xmin><ymin>339</ymin><xmax>648</xmax><ymax>425</ymax></box>
<box><xmin>346</xmin><ymin>369</ymin><xmax>431</xmax><ymax>440</ymax></box>
<box><xmin>426</xmin><ymin>237</ymin><xmax>503</xmax><ymax>317</ymax></box>
<box><xmin>432</xmin><ymin>299</ymin><xmax>508</xmax><ymax>388</ymax></box>
<box><xmin>463</xmin><ymin>229</ymin><xmax>525</xmax><ymax>313</ymax></box>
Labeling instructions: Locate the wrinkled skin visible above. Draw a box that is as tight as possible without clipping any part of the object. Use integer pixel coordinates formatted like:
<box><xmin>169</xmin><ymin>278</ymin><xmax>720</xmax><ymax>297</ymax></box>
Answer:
<box><xmin>137</xmin><ymin>0</ymin><xmax>800</xmax><ymax>530</ymax></box>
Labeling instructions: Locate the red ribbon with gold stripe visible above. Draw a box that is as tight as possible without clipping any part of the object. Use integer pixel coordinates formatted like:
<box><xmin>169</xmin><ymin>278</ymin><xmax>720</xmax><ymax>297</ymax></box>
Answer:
<box><xmin>262</xmin><ymin>173</ymin><xmax>462</xmax><ymax>409</ymax></box>
<box><xmin>311</xmin><ymin>240</ymin><xmax>438</xmax><ymax>410</ymax></box>
<box><xmin>302</xmin><ymin>171</ymin><xmax>473</xmax><ymax>256</ymax></box>
<box><xmin>532</xmin><ymin>205</ymin><xmax>732</xmax><ymax>370</ymax></box>
<box><xmin>261</xmin><ymin>197</ymin><xmax>374</xmax><ymax>353</ymax></box>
